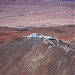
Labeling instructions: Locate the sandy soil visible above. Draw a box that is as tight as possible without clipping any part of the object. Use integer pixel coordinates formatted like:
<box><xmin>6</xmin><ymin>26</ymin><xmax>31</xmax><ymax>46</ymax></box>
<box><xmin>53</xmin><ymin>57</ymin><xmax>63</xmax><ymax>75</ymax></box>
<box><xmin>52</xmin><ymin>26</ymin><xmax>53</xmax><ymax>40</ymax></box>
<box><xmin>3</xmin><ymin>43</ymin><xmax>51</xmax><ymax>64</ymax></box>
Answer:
<box><xmin>0</xmin><ymin>1</ymin><xmax>74</xmax><ymax>28</ymax></box>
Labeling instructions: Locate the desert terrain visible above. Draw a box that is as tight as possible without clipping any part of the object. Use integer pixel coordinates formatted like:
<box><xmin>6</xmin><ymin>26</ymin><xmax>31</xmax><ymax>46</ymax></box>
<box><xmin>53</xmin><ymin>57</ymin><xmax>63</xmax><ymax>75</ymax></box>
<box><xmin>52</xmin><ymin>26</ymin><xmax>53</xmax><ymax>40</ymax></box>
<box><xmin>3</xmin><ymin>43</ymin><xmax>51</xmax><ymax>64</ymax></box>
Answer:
<box><xmin>0</xmin><ymin>0</ymin><xmax>74</xmax><ymax>28</ymax></box>
<box><xmin>0</xmin><ymin>0</ymin><xmax>75</xmax><ymax>75</ymax></box>
<box><xmin>0</xmin><ymin>0</ymin><xmax>74</xmax><ymax>43</ymax></box>
<box><xmin>0</xmin><ymin>31</ymin><xmax>75</xmax><ymax>75</ymax></box>
<box><xmin>0</xmin><ymin>25</ymin><xmax>75</xmax><ymax>43</ymax></box>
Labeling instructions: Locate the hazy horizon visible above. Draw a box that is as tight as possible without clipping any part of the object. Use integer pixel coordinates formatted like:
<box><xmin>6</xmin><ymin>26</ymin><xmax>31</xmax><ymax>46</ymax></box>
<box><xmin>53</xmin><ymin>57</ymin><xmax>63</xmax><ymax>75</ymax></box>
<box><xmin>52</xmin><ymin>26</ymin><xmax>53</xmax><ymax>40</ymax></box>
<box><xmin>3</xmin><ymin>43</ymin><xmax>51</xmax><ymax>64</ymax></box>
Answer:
<box><xmin>0</xmin><ymin>0</ymin><xmax>74</xmax><ymax>5</ymax></box>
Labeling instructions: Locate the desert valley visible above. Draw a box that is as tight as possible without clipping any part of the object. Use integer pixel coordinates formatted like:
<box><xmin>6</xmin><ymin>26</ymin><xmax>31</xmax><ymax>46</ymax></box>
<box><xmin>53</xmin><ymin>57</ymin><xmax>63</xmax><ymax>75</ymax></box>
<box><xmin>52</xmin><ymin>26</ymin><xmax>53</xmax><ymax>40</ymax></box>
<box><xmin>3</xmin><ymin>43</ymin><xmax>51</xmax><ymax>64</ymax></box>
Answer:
<box><xmin>0</xmin><ymin>0</ymin><xmax>75</xmax><ymax>75</ymax></box>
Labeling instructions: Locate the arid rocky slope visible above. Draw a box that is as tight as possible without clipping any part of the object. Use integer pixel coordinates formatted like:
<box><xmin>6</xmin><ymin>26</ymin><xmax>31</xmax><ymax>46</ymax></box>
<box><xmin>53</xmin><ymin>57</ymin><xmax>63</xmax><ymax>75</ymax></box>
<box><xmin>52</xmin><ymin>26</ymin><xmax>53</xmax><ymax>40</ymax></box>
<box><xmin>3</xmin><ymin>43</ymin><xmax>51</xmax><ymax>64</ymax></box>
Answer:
<box><xmin>0</xmin><ymin>34</ymin><xmax>75</xmax><ymax>75</ymax></box>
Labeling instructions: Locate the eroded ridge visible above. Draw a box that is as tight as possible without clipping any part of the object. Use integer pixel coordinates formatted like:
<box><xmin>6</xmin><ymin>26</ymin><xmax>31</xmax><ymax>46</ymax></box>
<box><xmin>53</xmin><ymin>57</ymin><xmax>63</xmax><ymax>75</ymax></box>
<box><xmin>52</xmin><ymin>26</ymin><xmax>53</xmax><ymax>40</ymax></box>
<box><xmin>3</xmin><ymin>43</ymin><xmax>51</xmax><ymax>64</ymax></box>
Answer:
<box><xmin>0</xmin><ymin>33</ymin><xmax>75</xmax><ymax>75</ymax></box>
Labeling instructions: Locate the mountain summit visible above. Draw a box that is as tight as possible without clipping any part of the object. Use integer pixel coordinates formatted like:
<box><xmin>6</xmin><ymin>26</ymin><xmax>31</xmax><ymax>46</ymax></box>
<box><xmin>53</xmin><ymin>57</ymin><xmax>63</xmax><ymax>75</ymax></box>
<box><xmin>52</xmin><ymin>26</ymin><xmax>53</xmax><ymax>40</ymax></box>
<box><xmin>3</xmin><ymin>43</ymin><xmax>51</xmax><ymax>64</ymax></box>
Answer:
<box><xmin>0</xmin><ymin>33</ymin><xmax>75</xmax><ymax>75</ymax></box>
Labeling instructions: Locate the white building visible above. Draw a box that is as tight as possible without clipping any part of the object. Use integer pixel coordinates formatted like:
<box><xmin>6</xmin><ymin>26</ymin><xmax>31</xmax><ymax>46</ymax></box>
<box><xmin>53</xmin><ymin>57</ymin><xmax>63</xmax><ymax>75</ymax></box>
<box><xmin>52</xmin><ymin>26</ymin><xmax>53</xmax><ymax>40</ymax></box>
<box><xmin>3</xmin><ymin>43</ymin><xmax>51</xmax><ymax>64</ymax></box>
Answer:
<box><xmin>27</xmin><ymin>33</ymin><xmax>38</xmax><ymax>38</ymax></box>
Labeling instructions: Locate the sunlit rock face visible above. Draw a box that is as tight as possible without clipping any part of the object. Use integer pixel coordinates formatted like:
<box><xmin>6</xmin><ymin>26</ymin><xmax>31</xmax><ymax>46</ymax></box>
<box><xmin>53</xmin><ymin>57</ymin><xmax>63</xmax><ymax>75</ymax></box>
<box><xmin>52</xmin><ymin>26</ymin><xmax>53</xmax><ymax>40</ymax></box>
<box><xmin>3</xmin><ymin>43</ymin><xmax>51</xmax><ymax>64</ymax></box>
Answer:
<box><xmin>0</xmin><ymin>34</ymin><xmax>75</xmax><ymax>75</ymax></box>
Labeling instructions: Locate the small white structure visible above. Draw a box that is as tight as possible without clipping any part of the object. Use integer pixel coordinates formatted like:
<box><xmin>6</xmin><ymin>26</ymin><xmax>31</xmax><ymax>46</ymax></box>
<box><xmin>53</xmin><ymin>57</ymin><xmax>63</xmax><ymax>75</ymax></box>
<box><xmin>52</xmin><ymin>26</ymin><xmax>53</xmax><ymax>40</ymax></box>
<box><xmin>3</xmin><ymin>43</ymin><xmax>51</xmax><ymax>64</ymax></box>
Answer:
<box><xmin>25</xmin><ymin>33</ymin><xmax>59</xmax><ymax>42</ymax></box>
<box><xmin>38</xmin><ymin>35</ymin><xmax>44</xmax><ymax>38</ymax></box>
<box><xmin>44</xmin><ymin>36</ymin><xmax>53</xmax><ymax>40</ymax></box>
<box><xmin>27</xmin><ymin>33</ymin><xmax>38</xmax><ymax>38</ymax></box>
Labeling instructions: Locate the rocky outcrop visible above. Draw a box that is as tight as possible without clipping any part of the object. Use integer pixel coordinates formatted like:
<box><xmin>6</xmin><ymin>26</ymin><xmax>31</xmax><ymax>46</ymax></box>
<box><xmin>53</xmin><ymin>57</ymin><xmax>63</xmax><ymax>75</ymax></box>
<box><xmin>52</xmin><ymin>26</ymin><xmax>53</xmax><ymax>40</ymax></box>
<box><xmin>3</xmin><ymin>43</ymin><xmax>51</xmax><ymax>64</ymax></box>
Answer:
<box><xmin>0</xmin><ymin>33</ymin><xmax>75</xmax><ymax>75</ymax></box>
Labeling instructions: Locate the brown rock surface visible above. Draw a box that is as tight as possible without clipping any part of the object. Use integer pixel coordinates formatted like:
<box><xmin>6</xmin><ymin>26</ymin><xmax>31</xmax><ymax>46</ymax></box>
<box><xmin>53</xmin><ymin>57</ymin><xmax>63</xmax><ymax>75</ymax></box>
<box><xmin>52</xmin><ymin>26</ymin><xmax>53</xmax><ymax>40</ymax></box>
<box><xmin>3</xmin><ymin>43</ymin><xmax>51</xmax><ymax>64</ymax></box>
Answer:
<box><xmin>0</xmin><ymin>34</ymin><xmax>75</xmax><ymax>75</ymax></box>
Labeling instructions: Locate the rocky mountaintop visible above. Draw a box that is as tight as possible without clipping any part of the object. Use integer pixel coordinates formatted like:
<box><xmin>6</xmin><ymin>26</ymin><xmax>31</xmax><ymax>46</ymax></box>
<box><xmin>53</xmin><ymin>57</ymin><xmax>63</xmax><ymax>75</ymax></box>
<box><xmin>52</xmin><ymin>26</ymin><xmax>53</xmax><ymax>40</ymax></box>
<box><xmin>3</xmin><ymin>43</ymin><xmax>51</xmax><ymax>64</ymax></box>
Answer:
<box><xmin>0</xmin><ymin>33</ymin><xmax>75</xmax><ymax>75</ymax></box>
